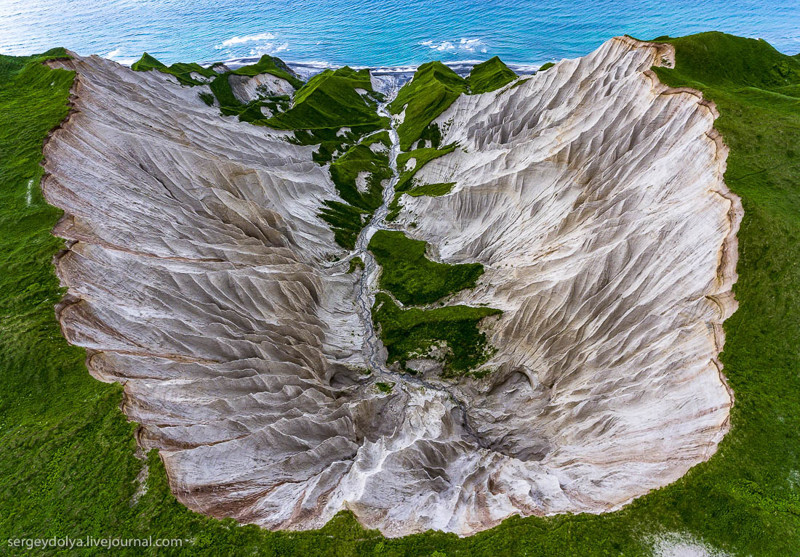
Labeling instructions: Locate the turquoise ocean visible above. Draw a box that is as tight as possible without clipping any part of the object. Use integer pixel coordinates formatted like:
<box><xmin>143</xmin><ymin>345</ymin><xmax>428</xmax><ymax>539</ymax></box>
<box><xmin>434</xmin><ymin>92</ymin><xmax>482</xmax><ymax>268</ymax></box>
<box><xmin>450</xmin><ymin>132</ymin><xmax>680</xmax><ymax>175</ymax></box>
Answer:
<box><xmin>1</xmin><ymin>0</ymin><xmax>798</xmax><ymax>69</ymax></box>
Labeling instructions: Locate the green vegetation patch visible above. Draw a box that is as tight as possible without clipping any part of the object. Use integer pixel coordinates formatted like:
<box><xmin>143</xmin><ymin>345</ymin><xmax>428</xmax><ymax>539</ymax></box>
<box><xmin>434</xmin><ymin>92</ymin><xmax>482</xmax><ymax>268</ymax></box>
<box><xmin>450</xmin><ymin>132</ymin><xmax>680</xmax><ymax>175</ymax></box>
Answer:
<box><xmin>407</xmin><ymin>182</ymin><xmax>455</xmax><ymax>197</ymax></box>
<box><xmin>290</xmin><ymin>124</ymin><xmax>385</xmax><ymax>164</ymax></box>
<box><xmin>467</xmin><ymin>56</ymin><xmax>517</xmax><ymax>94</ymax></box>
<box><xmin>318</xmin><ymin>201</ymin><xmax>366</xmax><ymax>250</ymax></box>
<box><xmin>318</xmin><ymin>134</ymin><xmax>392</xmax><ymax>249</ymax></box>
<box><xmin>537</xmin><ymin>62</ymin><xmax>555</xmax><ymax>72</ymax></box>
<box><xmin>131</xmin><ymin>52</ymin><xmax>217</xmax><ymax>85</ymax></box>
<box><xmin>387</xmin><ymin>145</ymin><xmax>456</xmax><ymax>221</ymax></box>
<box><xmin>229</xmin><ymin>54</ymin><xmax>303</xmax><ymax>89</ymax></box>
<box><xmin>375</xmin><ymin>381</ymin><xmax>394</xmax><ymax>393</ymax></box>
<box><xmin>389</xmin><ymin>61</ymin><xmax>467</xmax><ymax>150</ymax></box>
<box><xmin>654</xmin><ymin>32</ymin><xmax>800</xmax><ymax>87</ymax></box>
<box><xmin>330</xmin><ymin>141</ymin><xmax>391</xmax><ymax>209</ymax></box>
<box><xmin>347</xmin><ymin>257</ymin><xmax>365</xmax><ymax>273</ymax></box>
<box><xmin>368</xmin><ymin>230</ymin><xmax>484</xmax><ymax>305</ymax></box>
<box><xmin>385</xmin><ymin>192</ymin><xmax>403</xmax><ymax>222</ymax></box>
<box><xmin>266</xmin><ymin>66</ymin><xmax>383</xmax><ymax>130</ymax></box>
<box><xmin>132</xmin><ymin>52</ymin><xmax>301</xmax><ymax>89</ymax></box>
<box><xmin>209</xmin><ymin>74</ymin><xmax>292</xmax><ymax>123</ymax></box>
<box><xmin>198</xmin><ymin>91</ymin><xmax>215</xmax><ymax>106</ymax></box>
<box><xmin>133</xmin><ymin>53</ymin><xmax>299</xmax><ymax>124</ymax></box>
<box><xmin>396</xmin><ymin>145</ymin><xmax>456</xmax><ymax>192</ymax></box>
<box><xmin>372</xmin><ymin>293</ymin><xmax>500</xmax><ymax>376</ymax></box>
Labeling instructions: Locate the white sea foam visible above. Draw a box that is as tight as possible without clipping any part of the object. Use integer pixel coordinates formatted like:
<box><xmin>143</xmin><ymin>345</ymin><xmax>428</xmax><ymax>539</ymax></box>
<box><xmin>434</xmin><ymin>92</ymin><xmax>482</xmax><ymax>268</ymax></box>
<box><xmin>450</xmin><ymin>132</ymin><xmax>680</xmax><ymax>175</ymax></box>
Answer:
<box><xmin>420</xmin><ymin>38</ymin><xmax>488</xmax><ymax>53</ymax></box>
<box><xmin>103</xmin><ymin>47</ymin><xmax>138</xmax><ymax>66</ymax></box>
<box><xmin>216</xmin><ymin>55</ymin><xmax>540</xmax><ymax>84</ymax></box>
<box><xmin>215</xmin><ymin>32</ymin><xmax>289</xmax><ymax>57</ymax></box>
<box><xmin>218</xmin><ymin>32</ymin><xmax>276</xmax><ymax>48</ymax></box>
<box><xmin>249</xmin><ymin>42</ymin><xmax>289</xmax><ymax>56</ymax></box>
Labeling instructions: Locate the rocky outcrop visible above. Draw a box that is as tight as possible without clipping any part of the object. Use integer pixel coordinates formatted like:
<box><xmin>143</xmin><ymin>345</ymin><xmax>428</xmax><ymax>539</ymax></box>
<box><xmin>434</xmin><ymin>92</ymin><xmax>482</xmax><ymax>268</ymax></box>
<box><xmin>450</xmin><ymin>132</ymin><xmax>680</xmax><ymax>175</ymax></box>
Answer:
<box><xmin>42</xmin><ymin>36</ymin><xmax>740</xmax><ymax>537</ymax></box>
<box><xmin>228</xmin><ymin>72</ymin><xmax>296</xmax><ymax>103</ymax></box>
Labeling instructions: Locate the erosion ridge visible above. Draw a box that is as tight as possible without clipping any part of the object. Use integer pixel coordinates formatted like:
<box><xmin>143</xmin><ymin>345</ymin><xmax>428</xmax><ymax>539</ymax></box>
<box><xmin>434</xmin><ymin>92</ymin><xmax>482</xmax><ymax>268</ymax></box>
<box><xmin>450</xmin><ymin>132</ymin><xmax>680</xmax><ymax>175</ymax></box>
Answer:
<box><xmin>40</xmin><ymin>36</ymin><xmax>740</xmax><ymax>537</ymax></box>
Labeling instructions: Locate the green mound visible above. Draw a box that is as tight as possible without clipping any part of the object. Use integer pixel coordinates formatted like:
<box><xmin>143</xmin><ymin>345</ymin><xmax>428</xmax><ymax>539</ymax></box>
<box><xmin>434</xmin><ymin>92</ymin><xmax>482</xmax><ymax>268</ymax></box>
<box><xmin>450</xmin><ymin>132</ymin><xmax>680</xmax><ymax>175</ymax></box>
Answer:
<box><xmin>389</xmin><ymin>61</ymin><xmax>467</xmax><ymax>150</ymax></box>
<box><xmin>375</xmin><ymin>381</ymin><xmax>394</xmax><ymax>393</ymax></box>
<box><xmin>132</xmin><ymin>52</ymin><xmax>301</xmax><ymax>89</ymax></box>
<box><xmin>372</xmin><ymin>293</ymin><xmax>500</xmax><ymax>376</ymax></box>
<box><xmin>538</xmin><ymin>61</ymin><xmax>555</xmax><ymax>72</ymax></box>
<box><xmin>467</xmin><ymin>56</ymin><xmax>517</xmax><ymax>94</ymax></box>
<box><xmin>133</xmin><ymin>53</ymin><xmax>301</xmax><ymax>124</ymax></box>
<box><xmin>229</xmin><ymin>54</ymin><xmax>303</xmax><ymax>88</ymax></box>
<box><xmin>348</xmin><ymin>257</ymin><xmax>365</xmax><ymax>273</ymax></box>
<box><xmin>654</xmin><ymin>31</ymin><xmax>800</xmax><ymax>88</ymax></box>
<box><xmin>266</xmin><ymin>66</ymin><xmax>383</xmax><ymax>130</ymax></box>
<box><xmin>368</xmin><ymin>230</ymin><xmax>484</xmax><ymax>306</ymax></box>
<box><xmin>131</xmin><ymin>52</ymin><xmax>218</xmax><ymax>85</ymax></box>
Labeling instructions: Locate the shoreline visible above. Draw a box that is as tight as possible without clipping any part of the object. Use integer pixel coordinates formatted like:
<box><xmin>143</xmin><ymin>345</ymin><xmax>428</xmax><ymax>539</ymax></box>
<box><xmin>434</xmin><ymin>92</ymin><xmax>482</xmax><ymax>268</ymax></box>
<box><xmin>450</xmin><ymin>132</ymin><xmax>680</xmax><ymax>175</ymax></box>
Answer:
<box><xmin>220</xmin><ymin>57</ymin><xmax>542</xmax><ymax>79</ymax></box>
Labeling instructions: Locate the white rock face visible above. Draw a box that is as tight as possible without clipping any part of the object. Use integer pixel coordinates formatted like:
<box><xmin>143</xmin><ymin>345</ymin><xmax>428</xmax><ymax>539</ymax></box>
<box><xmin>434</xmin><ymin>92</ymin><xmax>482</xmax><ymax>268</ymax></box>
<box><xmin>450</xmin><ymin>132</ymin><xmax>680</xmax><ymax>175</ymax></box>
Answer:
<box><xmin>42</xmin><ymin>36</ymin><xmax>740</xmax><ymax>538</ymax></box>
<box><xmin>228</xmin><ymin>72</ymin><xmax>296</xmax><ymax>103</ymax></box>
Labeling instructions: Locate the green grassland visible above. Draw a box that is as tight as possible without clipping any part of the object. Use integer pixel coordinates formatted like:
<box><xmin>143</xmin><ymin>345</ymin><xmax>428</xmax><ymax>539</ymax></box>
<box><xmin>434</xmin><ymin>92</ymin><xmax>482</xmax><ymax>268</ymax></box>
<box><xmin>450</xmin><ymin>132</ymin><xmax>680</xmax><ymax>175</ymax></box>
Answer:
<box><xmin>368</xmin><ymin>230</ymin><xmax>484</xmax><ymax>306</ymax></box>
<box><xmin>466</xmin><ymin>56</ymin><xmax>517</xmax><ymax>94</ymax></box>
<box><xmin>330</xmin><ymin>140</ymin><xmax>391</xmax><ymax>209</ymax></box>
<box><xmin>1</xmin><ymin>32</ymin><xmax>799</xmax><ymax>555</ymax></box>
<box><xmin>228</xmin><ymin>55</ymin><xmax>303</xmax><ymax>88</ymax></box>
<box><xmin>131</xmin><ymin>52</ymin><xmax>218</xmax><ymax>85</ymax></box>
<box><xmin>367</xmin><ymin>230</ymin><xmax>500</xmax><ymax>375</ymax></box>
<box><xmin>132</xmin><ymin>53</ymin><xmax>297</xmax><ymax>123</ymax></box>
<box><xmin>266</xmin><ymin>67</ymin><xmax>382</xmax><ymax>130</ymax></box>
<box><xmin>372</xmin><ymin>293</ymin><xmax>501</xmax><ymax>375</ymax></box>
<box><xmin>389</xmin><ymin>57</ymin><xmax>517</xmax><ymax>150</ymax></box>
<box><xmin>132</xmin><ymin>52</ymin><xmax>300</xmax><ymax>88</ymax></box>
<box><xmin>389</xmin><ymin>61</ymin><xmax>467</xmax><ymax>150</ymax></box>
<box><xmin>407</xmin><ymin>182</ymin><xmax>455</xmax><ymax>197</ymax></box>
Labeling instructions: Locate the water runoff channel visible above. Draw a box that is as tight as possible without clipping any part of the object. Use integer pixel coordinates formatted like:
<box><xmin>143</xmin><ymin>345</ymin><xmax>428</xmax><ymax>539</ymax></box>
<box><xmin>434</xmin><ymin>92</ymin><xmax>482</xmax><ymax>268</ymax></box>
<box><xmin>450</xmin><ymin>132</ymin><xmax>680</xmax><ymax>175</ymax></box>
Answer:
<box><xmin>350</xmin><ymin>89</ymin><xmax>487</xmax><ymax>448</ymax></box>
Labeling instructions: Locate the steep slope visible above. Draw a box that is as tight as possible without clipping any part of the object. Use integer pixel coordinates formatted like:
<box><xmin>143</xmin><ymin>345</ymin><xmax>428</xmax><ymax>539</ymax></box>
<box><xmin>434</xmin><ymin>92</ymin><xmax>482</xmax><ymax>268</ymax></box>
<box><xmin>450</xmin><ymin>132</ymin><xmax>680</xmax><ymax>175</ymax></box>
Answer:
<box><xmin>392</xmin><ymin>35</ymin><xmax>740</xmax><ymax>531</ymax></box>
<box><xmin>40</xmin><ymin>36</ymin><xmax>740</xmax><ymax>538</ymax></box>
<box><xmin>42</xmin><ymin>54</ymin><xmax>377</xmax><ymax>529</ymax></box>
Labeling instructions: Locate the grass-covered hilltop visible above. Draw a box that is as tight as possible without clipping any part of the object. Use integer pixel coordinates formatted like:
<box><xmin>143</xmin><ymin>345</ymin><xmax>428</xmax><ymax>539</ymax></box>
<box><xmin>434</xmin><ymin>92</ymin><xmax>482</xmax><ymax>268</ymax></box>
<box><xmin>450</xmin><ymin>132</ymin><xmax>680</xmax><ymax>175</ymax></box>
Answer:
<box><xmin>1</xmin><ymin>31</ymin><xmax>799</xmax><ymax>555</ymax></box>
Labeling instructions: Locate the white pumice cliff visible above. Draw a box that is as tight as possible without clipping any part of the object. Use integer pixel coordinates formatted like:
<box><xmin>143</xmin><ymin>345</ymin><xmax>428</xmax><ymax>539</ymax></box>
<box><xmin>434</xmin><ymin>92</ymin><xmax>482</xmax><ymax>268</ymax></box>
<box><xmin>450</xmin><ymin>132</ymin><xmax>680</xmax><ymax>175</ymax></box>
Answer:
<box><xmin>42</xmin><ymin>36</ymin><xmax>741</xmax><ymax>537</ymax></box>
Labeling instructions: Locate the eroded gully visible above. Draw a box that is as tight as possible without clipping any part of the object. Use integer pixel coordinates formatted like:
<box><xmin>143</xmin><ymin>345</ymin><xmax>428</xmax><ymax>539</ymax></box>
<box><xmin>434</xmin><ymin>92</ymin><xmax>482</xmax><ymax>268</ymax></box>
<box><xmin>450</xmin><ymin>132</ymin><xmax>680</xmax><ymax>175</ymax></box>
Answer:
<box><xmin>351</xmin><ymin>94</ymin><xmax>487</xmax><ymax>448</ymax></box>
